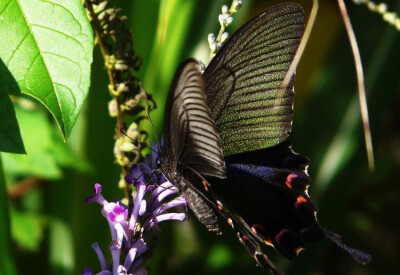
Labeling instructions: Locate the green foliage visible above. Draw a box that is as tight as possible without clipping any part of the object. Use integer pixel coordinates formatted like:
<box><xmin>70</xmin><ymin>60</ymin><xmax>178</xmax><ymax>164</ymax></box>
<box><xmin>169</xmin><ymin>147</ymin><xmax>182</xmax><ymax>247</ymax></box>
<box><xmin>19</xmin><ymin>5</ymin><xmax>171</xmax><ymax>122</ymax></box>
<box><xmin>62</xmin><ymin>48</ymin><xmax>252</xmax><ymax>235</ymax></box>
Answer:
<box><xmin>0</xmin><ymin>0</ymin><xmax>94</xmax><ymax>273</ymax></box>
<box><xmin>141</xmin><ymin>0</ymin><xmax>197</xmax><ymax>136</ymax></box>
<box><xmin>206</xmin><ymin>243</ymin><xmax>233</xmax><ymax>269</ymax></box>
<box><xmin>0</xmin><ymin>0</ymin><xmax>399</xmax><ymax>274</ymax></box>
<box><xmin>0</xmin><ymin>157</ymin><xmax>16</xmax><ymax>275</ymax></box>
<box><xmin>49</xmin><ymin>219</ymin><xmax>74</xmax><ymax>272</ymax></box>
<box><xmin>10</xmin><ymin>207</ymin><xmax>45</xmax><ymax>251</ymax></box>
<box><xmin>3</xmin><ymin>103</ymin><xmax>90</xmax><ymax>180</ymax></box>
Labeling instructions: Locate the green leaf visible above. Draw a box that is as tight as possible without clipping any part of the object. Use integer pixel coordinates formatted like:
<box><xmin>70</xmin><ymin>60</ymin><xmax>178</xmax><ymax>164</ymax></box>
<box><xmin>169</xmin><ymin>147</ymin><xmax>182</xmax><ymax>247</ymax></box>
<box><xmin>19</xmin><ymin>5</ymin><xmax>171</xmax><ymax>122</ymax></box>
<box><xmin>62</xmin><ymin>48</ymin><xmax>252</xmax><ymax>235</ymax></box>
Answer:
<box><xmin>207</xmin><ymin>243</ymin><xmax>233</xmax><ymax>269</ymax></box>
<box><xmin>2</xmin><ymin>103</ymin><xmax>62</xmax><ymax>179</ymax></box>
<box><xmin>142</xmin><ymin>0</ymin><xmax>196</xmax><ymax>135</ymax></box>
<box><xmin>0</xmin><ymin>0</ymin><xmax>94</xmax><ymax>139</ymax></box>
<box><xmin>49</xmin><ymin>219</ymin><xmax>74</xmax><ymax>272</ymax></box>
<box><xmin>0</xmin><ymin>156</ymin><xmax>17</xmax><ymax>275</ymax></box>
<box><xmin>2</xmin><ymin>100</ymin><xmax>92</xmax><ymax>179</ymax></box>
<box><xmin>0</xmin><ymin>58</ymin><xmax>25</xmax><ymax>154</ymax></box>
<box><xmin>51</xmin><ymin>130</ymin><xmax>93</xmax><ymax>173</ymax></box>
<box><xmin>10</xmin><ymin>207</ymin><xmax>45</xmax><ymax>251</ymax></box>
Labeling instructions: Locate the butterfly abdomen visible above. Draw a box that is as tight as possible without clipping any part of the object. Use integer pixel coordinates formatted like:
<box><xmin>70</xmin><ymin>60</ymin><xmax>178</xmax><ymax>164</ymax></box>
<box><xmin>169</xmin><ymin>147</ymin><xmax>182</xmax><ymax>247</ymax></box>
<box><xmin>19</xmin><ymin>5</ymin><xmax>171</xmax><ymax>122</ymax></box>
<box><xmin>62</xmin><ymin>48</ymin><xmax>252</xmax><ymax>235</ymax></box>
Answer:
<box><xmin>181</xmin><ymin>181</ymin><xmax>222</xmax><ymax>235</ymax></box>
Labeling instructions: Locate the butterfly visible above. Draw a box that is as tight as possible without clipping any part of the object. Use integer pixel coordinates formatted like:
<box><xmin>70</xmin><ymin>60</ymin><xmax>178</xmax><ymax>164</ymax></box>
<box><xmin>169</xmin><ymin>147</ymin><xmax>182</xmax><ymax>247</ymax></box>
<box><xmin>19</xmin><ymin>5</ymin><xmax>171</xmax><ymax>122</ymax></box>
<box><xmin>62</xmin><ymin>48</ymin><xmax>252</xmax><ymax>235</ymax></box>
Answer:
<box><xmin>158</xmin><ymin>3</ymin><xmax>371</xmax><ymax>274</ymax></box>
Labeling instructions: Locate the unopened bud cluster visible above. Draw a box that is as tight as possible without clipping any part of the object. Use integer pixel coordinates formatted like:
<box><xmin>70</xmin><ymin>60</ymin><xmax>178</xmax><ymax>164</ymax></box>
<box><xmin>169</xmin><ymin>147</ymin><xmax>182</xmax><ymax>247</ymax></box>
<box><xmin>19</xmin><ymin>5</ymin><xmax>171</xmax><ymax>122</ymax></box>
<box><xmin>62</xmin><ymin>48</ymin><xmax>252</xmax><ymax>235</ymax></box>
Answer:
<box><xmin>208</xmin><ymin>0</ymin><xmax>242</xmax><ymax>55</ymax></box>
<box><xmin>88</xmin><ymin>0</ymin><xmax>143</xmax><ymax>105</ymax></box>
<box><xmin>114</xmin><ymin>123</ymin><xmax>139</xmax><ymax>166</ymax></box>
<box><xmin>85</xmin><ymin>0</ymin><xmax>152</xmax><ymax>176</ymax></box>
<box><xmin>353</xmin><ymin>0</ymin><xmax>400</xmax><ymax>30</ymax></box>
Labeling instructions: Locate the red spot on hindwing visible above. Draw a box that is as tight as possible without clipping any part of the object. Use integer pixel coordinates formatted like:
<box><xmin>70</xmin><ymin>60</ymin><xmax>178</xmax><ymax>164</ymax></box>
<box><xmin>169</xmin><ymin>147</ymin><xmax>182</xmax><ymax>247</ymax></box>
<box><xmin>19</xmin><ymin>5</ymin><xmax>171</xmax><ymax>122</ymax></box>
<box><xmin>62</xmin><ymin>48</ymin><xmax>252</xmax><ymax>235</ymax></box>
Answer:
<box><xmin>251</xmin><ymin>224</ymin><xmax>272</xmax><ymax>246</ymax></box>
<box><xmin>285</xmin><ymin>173</ymin><xmax>298</xmax><ymax>189</ymax></box>
<box><xmin>202</xmin><ymin>180</ymin><xmax>209</xmax><ymax>192</ymax></box>
<box><xmin>295</xmin><ymin>246</ymin><xmax>304</xmax><ymax>254</ymax></box>
<box><xmin>217</xmin><ymin>200</ymin><xmax>223</xmax><ymax>211</ymax></box>
<box><xmin>275</xmin><ymin>228</ymin><xmax>289</xmax><ymax>244</ymax></box>
<box><xmin>264</xmin><ymin>237</ymin><xmax>273</xmax><ymax>246</ymax></box>
<box><xmin>294</xmin><ymin>195</ymin><xmax>307</xmax><ymax>209</ymax></box>
<box><xmin>227</xmin><ymin>217</ymin><xmax>233</xmax><ymax>228</ymax></box>
<box><xmin>240</xmin><ymin>234</ymin><xmax>249</xmax><ymax>243</ymax></box>
<box><xmin>300</xmin><ymin>227</ymin><xmax>309</xmax><ymax>235</ymax></box>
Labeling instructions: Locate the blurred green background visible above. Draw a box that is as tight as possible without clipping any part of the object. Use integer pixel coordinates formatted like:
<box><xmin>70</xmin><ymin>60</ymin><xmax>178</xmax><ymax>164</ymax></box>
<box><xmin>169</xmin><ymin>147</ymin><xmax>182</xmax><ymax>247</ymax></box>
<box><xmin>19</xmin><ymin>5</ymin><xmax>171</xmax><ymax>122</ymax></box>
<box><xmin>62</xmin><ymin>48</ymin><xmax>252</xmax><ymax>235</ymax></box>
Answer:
<box><xmin>2</xmin><ymin>0</ymin><xmax>400</xmax><ymax>274</ymax></box>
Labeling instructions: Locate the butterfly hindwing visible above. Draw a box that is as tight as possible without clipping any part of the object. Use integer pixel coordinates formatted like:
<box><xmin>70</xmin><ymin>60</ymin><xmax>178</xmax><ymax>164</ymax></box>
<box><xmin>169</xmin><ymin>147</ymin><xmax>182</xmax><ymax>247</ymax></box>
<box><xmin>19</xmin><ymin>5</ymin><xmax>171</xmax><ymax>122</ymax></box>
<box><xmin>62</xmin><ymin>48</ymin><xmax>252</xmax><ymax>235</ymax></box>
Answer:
<box><xmin>179</xmin><ymin>168</ymin><xmax>223</xmax><ymax>234</ymax></box>
<box><xmin>210</xmin><ymin>142</ymin><xmax>371</xmax><ymax>269</ymax></box>
<box><xmin>203</xmin><ymin>4</ymin><xmax>305</xmax><ymax>156</ymax></box>
<box><xmin>209</xmin><ymin>143</ymin><xmax>315</xmax><ymax>256</ymax></box>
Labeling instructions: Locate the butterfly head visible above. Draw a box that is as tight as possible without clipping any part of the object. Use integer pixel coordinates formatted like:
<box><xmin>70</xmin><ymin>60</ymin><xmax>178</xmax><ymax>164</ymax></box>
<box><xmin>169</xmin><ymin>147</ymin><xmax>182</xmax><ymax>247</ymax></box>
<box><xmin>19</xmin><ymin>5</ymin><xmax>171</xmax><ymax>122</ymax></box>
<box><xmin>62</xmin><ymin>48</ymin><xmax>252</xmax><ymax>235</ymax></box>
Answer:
<box><xmin>155</xmin><ymin>157</ymin><xmax>162</xmax><ymax>169</ymax></box>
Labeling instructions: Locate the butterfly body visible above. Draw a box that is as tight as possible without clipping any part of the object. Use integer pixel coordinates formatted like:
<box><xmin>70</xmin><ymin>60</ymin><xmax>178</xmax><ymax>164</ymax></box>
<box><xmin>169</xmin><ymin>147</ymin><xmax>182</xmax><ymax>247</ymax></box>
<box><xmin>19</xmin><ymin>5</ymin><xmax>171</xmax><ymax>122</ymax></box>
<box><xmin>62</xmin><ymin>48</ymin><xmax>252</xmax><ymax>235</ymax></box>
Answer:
<box><xmin>158</xmin><ymin>156</ymin><xmax>222</xmax><ymax>234</ymax></box>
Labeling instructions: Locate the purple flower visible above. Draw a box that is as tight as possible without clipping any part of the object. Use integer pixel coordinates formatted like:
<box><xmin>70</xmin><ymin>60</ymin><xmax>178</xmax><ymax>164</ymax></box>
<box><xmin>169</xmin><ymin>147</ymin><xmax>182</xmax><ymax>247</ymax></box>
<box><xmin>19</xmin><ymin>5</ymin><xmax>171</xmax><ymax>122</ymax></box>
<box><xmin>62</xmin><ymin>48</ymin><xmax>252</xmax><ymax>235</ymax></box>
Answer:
<box><xmin>84</xmin><ymin>142</ymin><xmax>186</xmax><ymax>275</ymax></box>
<box><xmin>104</xmin><ymin>203</ymin><xmax>128</xmax><ymax>224</ymax></box>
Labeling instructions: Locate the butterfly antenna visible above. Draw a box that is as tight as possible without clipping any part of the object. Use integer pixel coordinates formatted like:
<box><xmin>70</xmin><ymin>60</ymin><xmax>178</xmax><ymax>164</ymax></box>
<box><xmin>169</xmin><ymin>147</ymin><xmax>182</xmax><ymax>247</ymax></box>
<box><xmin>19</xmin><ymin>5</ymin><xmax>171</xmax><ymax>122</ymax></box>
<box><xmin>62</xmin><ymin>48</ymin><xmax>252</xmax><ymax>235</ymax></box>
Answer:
<box><xmin>120</xmin><ymin>127</ymin><xmax>158</xmax><ymax>154</ymax></box>
<box><xmin>139</xmin><ymin>82</ymin><xmax>163</xmax><ymax>154</ymax></box>
<box><xmin>146</xmin><ymin>105</ymin><xmax>162</xmax><ymax>153</ymax></box>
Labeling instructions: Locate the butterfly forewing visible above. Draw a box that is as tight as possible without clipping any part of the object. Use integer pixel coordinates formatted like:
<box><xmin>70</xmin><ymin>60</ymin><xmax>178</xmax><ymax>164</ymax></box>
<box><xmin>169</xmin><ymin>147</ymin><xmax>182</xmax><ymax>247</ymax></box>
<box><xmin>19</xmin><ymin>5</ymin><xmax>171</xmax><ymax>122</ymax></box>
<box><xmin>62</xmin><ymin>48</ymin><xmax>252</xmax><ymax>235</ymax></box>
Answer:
<box><xmin>161</xmin><ymin>59</ymin><xmax>227</xmax><ymax>234</ymax></box>
<box><xmin>164</xmin><ymin>59</ymin><xmax>226</xmax><ymax>178</ymax></box>
<box><xmin>204</xmin><ymin>4</ymin><xmax>305</xmax><ymax>156</ymax></box>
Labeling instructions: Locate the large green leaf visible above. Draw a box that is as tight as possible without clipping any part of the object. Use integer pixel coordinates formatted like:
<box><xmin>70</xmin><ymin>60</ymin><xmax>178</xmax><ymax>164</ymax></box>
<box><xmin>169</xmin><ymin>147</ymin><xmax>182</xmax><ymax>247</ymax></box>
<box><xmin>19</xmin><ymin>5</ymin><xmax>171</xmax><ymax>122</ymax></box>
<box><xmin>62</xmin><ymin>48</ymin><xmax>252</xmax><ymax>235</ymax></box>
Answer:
<box><xmin>0</xmin><ymin>0</ymin><xmax>93</xmax><ymax>139</ymax></box>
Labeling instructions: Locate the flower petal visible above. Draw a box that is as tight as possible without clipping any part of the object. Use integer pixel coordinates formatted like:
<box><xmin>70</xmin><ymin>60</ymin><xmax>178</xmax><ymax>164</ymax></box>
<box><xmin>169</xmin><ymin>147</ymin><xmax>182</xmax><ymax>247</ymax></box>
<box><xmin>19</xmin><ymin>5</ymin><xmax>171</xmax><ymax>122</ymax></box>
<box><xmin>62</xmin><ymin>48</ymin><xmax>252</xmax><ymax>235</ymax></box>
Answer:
<box><xmin>91</xmin><ymin>242</ymin><xmax>108</xmax><ymax>270</ymax></box>
<box><xmin>86</xmin><ymin>184</ymin><xmax>107</xmax><ymax>205</ymax></box>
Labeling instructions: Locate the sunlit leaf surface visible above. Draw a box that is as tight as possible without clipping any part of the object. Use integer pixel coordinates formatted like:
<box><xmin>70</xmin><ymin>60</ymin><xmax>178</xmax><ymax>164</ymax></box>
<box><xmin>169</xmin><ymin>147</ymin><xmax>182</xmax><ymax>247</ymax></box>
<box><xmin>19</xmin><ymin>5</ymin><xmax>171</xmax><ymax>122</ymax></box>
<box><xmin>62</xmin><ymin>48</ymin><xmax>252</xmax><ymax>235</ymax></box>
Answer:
<box><xmin>0</xmin><ymin>0</ymin><xmax>93</xmax><ymax>138</ymax></box>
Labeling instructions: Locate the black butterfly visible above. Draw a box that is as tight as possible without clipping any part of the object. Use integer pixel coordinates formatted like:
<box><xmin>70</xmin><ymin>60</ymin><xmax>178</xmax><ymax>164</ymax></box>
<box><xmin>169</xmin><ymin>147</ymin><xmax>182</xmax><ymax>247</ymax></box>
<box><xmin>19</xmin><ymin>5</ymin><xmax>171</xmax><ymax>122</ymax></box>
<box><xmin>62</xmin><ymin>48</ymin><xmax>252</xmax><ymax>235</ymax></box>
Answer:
<box><xmin>158</xmin><ymin>3</ymin><xmax>371</xmax><ymax>274</ymax></box>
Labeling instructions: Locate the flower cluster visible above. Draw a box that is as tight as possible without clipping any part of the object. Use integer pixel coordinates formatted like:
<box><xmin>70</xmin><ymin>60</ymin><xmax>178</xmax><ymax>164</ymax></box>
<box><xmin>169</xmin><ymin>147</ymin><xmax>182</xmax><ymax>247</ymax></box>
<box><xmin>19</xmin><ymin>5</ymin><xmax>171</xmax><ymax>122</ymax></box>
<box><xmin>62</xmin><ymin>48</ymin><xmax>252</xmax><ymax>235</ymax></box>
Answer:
<box><xmin>84</xmin><ymin>143</ymin><xmax>187</xmax><ymax>275</ymax></box>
